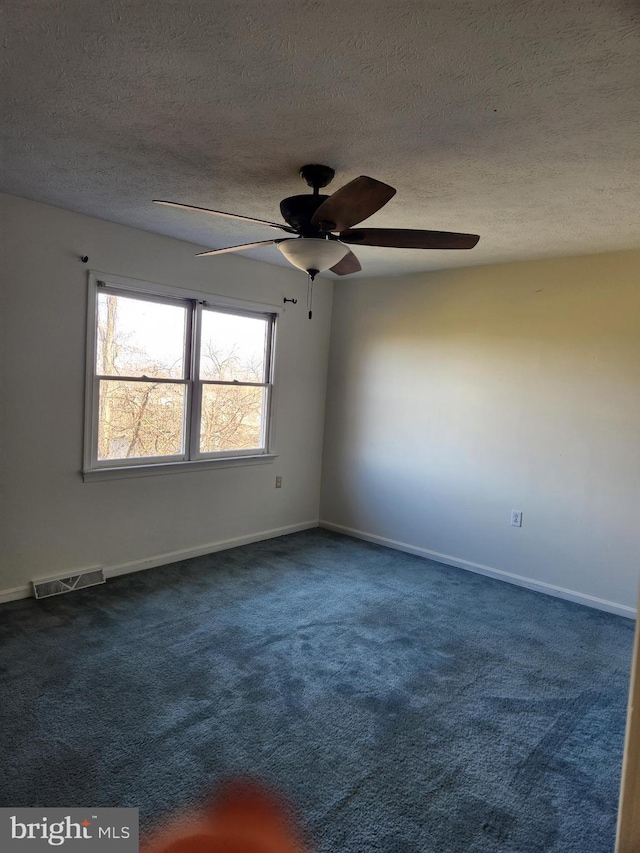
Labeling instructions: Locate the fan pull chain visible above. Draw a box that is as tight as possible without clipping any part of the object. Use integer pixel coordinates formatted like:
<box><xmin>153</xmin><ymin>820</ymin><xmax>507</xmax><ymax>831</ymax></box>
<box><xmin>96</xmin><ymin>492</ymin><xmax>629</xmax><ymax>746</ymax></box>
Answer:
<box><xmin>306</xmin><ymin>269</ymin><xmax>318</xmax><ymax>319</ymax></box>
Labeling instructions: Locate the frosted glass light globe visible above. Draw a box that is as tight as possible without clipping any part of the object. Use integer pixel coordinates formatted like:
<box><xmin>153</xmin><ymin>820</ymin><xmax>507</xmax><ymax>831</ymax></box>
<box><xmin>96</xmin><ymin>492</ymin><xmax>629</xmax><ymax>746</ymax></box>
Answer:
<box><xmin>277</xmin><ymin>238</ymin><xmax>348</xmax><ymax>272</ymax></box>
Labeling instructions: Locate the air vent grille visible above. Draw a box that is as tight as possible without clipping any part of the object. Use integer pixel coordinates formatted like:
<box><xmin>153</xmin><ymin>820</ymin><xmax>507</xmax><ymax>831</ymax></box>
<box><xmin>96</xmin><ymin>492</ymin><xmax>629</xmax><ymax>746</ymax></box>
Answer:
<box><xmin>32</xmin><ymin>569</ymin><xmax>105</xmax><ymax>599</ymax></box>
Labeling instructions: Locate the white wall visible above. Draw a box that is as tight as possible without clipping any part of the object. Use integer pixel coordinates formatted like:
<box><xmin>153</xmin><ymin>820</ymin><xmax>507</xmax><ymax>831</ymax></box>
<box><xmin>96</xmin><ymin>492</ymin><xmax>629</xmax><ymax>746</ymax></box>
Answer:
<box><xmin>0</xmin><ymin>193</ymin><xmax>332</xmax><ymax>597</ymax></box>
<box><xmin>321</xmin><ymin>251</ymin><xmax>640</xmax><ymax>616</ymax></box>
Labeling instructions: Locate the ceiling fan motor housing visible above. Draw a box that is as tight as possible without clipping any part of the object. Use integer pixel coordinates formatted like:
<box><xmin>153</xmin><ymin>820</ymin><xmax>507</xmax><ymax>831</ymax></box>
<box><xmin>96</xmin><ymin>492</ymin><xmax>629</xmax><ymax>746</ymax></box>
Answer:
<box><xmin>280</xmin><ymin>194</ymin><xmax>331</xmax><ymax>233</ymax></box>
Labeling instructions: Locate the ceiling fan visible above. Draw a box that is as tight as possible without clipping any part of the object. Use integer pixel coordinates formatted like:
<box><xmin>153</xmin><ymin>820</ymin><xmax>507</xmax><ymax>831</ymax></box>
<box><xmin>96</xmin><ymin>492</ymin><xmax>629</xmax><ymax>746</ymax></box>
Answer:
<box><xmin>153</xmin><ymin>165</ymin><xmax>480</xmax><ymax>280</ymax></box>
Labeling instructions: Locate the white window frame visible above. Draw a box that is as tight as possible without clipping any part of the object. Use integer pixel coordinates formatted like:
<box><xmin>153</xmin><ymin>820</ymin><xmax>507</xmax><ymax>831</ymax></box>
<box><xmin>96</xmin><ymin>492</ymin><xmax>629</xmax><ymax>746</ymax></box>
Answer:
<box><xmin>83</xmin><ymin>271</ymin><xmax>280</xmax><ymax>481</ymax></box>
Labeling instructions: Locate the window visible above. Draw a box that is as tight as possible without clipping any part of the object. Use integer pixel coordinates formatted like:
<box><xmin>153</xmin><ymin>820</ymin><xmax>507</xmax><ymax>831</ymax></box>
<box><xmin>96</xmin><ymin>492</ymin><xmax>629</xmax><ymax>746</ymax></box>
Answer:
<box><xmin>84</xmin><ymin>274</ymin><xmax>277</xmax><ymax>478</ymax></box>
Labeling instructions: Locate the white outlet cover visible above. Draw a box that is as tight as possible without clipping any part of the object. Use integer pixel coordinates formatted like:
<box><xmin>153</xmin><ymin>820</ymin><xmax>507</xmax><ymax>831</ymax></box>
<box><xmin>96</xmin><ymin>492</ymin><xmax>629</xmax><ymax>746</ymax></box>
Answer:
<box><xmin>511</xmin><ymin>510</ymin><xmax>523</xmax><ymax>527</ymax></box>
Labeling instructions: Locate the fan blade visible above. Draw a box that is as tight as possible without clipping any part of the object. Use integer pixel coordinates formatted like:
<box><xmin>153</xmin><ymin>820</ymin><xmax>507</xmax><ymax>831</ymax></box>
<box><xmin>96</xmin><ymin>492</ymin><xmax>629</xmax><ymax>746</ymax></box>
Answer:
<box><xmin>330</xmin><ymin>250</ymin><xmax>362</xmax><ymax>276</ymax></box>
<box><xmin>196</xmin><ymin>240</ymin><xmax>278</xmax><ymax>257</ymax></box>
<box><xmin>153</xmin><ymin>200</ymin><xmax>295</xmax><ymax>232</ymax></box>
<box><xmin>311</xmin><ymin>177</ymin><xmax>396</xmax><ymax>232</ymax></box>
<box><xmin>340</xmin><ymin>228</ymin><xmax>480</xmax><ymax>249</ymax></box>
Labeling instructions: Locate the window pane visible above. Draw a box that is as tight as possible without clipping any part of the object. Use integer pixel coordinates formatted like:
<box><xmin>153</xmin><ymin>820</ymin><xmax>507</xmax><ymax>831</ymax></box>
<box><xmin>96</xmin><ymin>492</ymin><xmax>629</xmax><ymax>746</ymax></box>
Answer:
<box><xmin>97</xmin><ymin>292</ymin><xmax>187</xmax><ymax>379</ymax></box>
<box><xmin>98</xmin><ymin>380</ymin><xmax>186</xmax><ymax>460</ymax></box>
<box><xmin>199</xmin><ymin>311</ymin><xmax>268</xmax><ymax>382</ymax></box>
<box><xmin>199</xmin><ymin>384</ymin><xmax>265</xmax><ymax>453</ymax></box>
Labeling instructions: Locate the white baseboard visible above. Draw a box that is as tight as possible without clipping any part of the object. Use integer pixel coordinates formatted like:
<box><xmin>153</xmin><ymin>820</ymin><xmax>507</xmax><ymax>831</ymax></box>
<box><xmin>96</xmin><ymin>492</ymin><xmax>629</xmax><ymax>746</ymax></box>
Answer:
<box><xmin>103</xmin><ymin>520</ymin><xmax>318</xmax><ymax>580</ymax></box>
<box><xmin>0</xmin><ymin>520</ymin><xmax>319</xmax><ymax>603</ymax></box>
<box><xmin>4</xmin><ymin>519</ymin><xmax>634</xmax><ymax>620</ymax></box>
<box><xmin>320</xmin><ymin>520</ymin><xmax>637</xmax><ymax>620</ymax></box>
<box><xmin>0</xmin><ymin>584</ymin><xmax>33</xmax><ymax>604</ymax></box>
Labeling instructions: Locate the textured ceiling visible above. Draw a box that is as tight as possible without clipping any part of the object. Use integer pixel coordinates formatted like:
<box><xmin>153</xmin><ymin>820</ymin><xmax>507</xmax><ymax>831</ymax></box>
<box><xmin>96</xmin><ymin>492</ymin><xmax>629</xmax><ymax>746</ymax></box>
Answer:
<box><xmin>2</xmin><ymin>0</ymin><xmax>640</xmax><ymax>277</ymax></box>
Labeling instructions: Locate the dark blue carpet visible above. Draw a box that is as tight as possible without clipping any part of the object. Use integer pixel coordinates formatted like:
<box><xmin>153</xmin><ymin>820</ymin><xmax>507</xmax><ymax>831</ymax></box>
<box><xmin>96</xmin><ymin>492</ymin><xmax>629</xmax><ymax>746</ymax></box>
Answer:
<box><xmin>0</xmin><ymin>529</ymin><xmax>633</xmax><ymax>851</ymax></box>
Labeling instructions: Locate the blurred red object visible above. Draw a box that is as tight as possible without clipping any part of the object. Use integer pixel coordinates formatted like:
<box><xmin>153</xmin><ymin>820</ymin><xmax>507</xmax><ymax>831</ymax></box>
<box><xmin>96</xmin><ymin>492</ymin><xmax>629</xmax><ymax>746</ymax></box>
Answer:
<box><xmin>141</xmin><ymin>779</ymin><xmax>309</xmax><ymax>853</ymax></box>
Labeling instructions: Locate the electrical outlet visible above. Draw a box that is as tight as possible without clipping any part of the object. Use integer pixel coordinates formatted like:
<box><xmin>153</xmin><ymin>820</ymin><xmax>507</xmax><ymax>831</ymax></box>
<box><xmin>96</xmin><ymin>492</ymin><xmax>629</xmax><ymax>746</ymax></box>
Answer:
<box><xmin>275</xmin><ymin>476</ymin><xmax>282</xmax><ymax>489</ymax></box>
<box><xmin>510</xmin><ymin>510</ymin><xmax>522</xmax><ymax>527</ymax></box>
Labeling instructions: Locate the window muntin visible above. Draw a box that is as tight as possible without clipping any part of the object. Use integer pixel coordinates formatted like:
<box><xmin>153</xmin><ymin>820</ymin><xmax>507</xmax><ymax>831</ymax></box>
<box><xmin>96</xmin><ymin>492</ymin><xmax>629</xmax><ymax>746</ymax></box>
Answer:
<box><xmin>88</xmin><ymin>283</ymin><xmax>275</xmax><ymax>470</ymax></box>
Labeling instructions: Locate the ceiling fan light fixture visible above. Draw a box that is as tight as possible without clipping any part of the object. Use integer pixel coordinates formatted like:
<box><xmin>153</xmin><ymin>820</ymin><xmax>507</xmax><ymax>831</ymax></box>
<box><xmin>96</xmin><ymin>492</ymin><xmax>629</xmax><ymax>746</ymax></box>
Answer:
<box><xmin>276</xmin><ymin>237</ymin><xmax>348</xmax><ymax>273</ymax></box>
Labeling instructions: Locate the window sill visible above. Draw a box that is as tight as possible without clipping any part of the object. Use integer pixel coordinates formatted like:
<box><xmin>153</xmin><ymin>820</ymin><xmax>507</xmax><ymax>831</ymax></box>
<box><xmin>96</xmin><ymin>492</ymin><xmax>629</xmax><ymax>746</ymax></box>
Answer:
<box><xmin>82</xmin><ymin>453</ymin><xmax>278</xmax><ymax>482</ymax></box>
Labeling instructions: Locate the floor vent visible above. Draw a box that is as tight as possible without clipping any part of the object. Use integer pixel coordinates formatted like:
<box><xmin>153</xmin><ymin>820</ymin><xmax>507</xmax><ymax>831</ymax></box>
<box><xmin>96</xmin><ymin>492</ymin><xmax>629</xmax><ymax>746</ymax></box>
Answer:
<box><xmin>32</xmin><ymin>569</ymin><xmax>105</xmax><ymax>599</ymax></box>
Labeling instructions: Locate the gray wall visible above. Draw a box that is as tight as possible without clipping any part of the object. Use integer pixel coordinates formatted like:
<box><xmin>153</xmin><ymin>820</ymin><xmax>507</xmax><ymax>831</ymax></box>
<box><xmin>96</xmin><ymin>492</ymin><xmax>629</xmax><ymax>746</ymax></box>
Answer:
<box><xmin>0</xmin><ymin>193</ymin><xmax>332</xmax><ymax>597</ymax></box>
<box><xmin>321</xmin><ymin>252</ymin><xmax>640</xmax><ymax>616</ymax></box>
